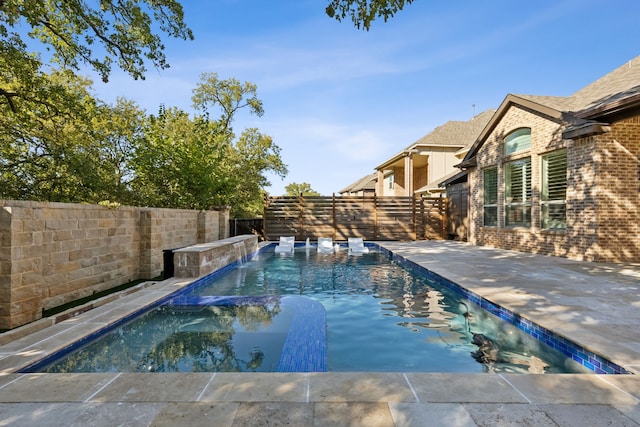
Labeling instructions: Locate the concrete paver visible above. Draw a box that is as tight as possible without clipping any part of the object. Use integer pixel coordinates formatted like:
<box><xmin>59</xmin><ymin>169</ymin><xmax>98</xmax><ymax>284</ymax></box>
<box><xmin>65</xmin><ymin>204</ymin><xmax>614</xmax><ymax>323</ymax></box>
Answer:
<box><xmin>404</xmin><ymin>373</ymin><xmax>527</xmax><ymax>403</ymax></box>
<box><xmin>149</xmin><ymin>402</ymin><xmax>239</xmax><ymax>427</ymax></box>
<box><xmin>200</xmin><ymin>373</ymin><xmax>308</xmax><ymax>402</ymax></box>
<box><xmin>388</xmin><ymin>403</ymin><xmax>477</xmax><ymax>427</ymax></box>
<box><xmin>0</xmin><ymin>241</ymin><xmax>637</xmax><ymax>426</ymax></box>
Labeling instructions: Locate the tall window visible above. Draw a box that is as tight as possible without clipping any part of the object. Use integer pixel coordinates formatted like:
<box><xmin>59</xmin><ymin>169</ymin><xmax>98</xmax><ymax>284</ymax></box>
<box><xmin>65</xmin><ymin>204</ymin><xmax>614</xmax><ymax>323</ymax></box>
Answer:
<box><xmin>483</xmin><ymin>167</ymin><xmax>498</xmax><ymax>226</ymax></box>
<box><xmin>388</xmin><ymin>173</ymin><xmax>394</xmax><ymax>190</ymax></box>
<box><xmin>541</xmin><ymin>150</ymin><xmax>567</xmax><ymax>229</ymax></box>
<box><xmin>504</xmin><ymin>128</ymin><xmax>532</xmax><ymax>155</ymax></box>
<box><xmin>504</xmin><ymin>158</ymin><xmax>531</xmax><ymax>227</ymax></box>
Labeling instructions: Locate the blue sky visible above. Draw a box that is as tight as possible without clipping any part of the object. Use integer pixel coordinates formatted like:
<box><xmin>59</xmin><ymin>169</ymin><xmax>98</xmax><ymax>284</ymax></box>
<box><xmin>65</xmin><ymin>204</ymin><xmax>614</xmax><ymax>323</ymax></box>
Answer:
<box><xmin>88</xmin><ymin>0</ymin><xmax>640</xmax><ymax>196</ymax></box>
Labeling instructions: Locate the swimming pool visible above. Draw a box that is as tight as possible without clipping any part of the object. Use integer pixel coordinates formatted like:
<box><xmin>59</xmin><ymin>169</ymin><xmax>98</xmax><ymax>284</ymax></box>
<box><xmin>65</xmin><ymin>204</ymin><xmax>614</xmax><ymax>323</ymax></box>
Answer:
<box><xmin>23</xmin><ymin>243</ymin><xmax>620</xmax><ymax>374</ymax></box>
<box><xmin>26</xmin><ymin>245</ymin><xmax>625</xmax><ymax>373</ymax></box>
<box><xmin>183</xmin><ymin>246</ymin><xmax>593</xmax><ymax>373</ymax></box>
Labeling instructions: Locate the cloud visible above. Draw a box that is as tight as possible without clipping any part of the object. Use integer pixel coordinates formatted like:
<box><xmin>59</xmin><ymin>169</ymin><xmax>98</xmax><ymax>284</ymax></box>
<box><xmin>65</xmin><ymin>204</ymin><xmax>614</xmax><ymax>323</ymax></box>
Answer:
<box><xmin>263</xmin><ymin>117</ymin><xmax>391</xmax><ymax>163</ymax></box>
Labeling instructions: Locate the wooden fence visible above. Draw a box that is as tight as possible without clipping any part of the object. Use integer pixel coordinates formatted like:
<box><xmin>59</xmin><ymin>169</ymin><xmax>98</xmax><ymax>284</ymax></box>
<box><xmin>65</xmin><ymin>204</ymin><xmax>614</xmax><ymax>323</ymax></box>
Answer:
<box><xmin>263</xmin><ymin>195</ymin><xmax>446</xmax><ymax>241</ymax></box>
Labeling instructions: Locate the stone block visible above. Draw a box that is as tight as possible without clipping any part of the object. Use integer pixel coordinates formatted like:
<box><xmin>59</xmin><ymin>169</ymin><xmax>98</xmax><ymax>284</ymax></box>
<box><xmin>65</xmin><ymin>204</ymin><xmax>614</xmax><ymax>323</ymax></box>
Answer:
<box><xmin>53</xmin><ymin>230</ymin><xmax>73</xmax><ymax>241</ymax></box>
<box><xmin>13</xmin><ymin>258</ymin><xmax>41</xmax><ymax>275</ymax></box>
<box><xmin>20</xmin><ymin>219</ymin><xmax>44</xmax><ymax>232</ymax></box>
<box><xmin>174</xmin><ymin>235</ymin><xmax>258</xmax><ymax>278</ymax></box>
<box><xmin>45</xmin><ymin>219</ymin><xmax>78</xmax><ymax>230</ymax></box>
<box><xmin>49</xmin><ymin>251</ymin><xmax>69</xmax><ymax>265</ymax></box>
<box><xmin>20</xmin><ymin>272</ymin><xmax>42</xmax><ymax>288</ymax></box>
<box><xmin>12</xmin><ymin>232</ymin><xmax>34</xmax><ymax>246</ymax></box>
<box><xmin>53</xmin><ymin>260</ymin><xmax>80</xmax><ymax>274</ymax></box>
<box><xmin>78</xmin><ymin>256</ymin><xmax>98</xmax><ymax>268</ymax></box>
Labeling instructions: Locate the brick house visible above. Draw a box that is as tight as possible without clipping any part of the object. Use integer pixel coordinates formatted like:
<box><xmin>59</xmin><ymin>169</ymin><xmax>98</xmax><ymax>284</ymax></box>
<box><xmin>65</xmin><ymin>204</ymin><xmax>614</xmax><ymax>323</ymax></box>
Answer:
<box><xmin>457</xmin><ymin>56</ymin><xmax>640</xmax><ymax>263</ymax></box>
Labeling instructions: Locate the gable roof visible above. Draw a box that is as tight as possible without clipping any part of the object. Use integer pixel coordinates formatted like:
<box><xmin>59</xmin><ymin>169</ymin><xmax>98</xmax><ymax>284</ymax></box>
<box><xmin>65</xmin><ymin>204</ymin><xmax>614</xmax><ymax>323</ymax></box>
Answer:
<box><xmin>339</xmin><ymin>173</ymin><xmax>377</xmax><ymax>194</ymax></box>
<box><xmin>460</xmin><ymin>56</ymin><xmax>640</xmax><ymax>167</ymax></box>
<box><xmin>571</xmin><ymin>57</ymin><xmax>640</xmax><ymax>116</ymax></box>
<box><xmin>375</xmin><ymin>109</ymin><xmax>495</xmax><ymax>170</ymax></box>
<box><xmin>412</xmin><ymin>109</ymin><xmax>495</xmax><ymax>147</ymax></box>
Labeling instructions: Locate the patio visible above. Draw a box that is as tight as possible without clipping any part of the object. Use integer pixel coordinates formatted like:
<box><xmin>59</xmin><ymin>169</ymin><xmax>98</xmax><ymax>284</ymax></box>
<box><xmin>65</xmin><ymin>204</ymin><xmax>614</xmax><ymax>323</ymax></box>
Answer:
<box><xmin>0</xmin><ymin>240</ymin><xmax>637</xmax><ymax>426</ymax></box>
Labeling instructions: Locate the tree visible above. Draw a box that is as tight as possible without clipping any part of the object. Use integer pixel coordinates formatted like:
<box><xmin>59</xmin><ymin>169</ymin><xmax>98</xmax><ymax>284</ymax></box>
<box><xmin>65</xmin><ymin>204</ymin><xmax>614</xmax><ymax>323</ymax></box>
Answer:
<box><xmin>191</xmin><ymin>73</ymin><xmax>286</xmax><ymax>216</ymax></box>
<box><xmin>131</xmin><ymin>105</ymin><xmax>234</xmax><ymax>210</ymax></box>
<box><xmin>130</xmin><ymin>75</ymin><xmax>287</xmax><ymax>216</ymax></box>
<box><xmin>191</xmin><ymin>72</ymin><xmax>264</xmax><ymax>134</ymax></box>
<box><xmin>0</xmin><ymin>69</ymin><xmax>100</xmax><ymax>201</ymax></box>
<box><xmin>325</xmin><ymin>0</ymin><xmax>414</xmax><ymax>30</ymax></box>
<box><xmin>231</xmin><ymin>128</ymin><xmax>287</xmax><ymax>217</ymax></box>
<box><xmin>0</xmin><ymin>0</ymin><xmax>193</xmax><ymax>112</ymax></box>
<box><xmin>0</xmin><ymin>69</ymin><xmax>147</xmax><ymax>204</ymax></box>
<box><xmin>285</xmin><ymin>182</ymin><xmax>321</xmax><ymax>197</ymax></box>
<box><xmin>90</xmin><ymin>98</ymin><xmax>147</xmax><ymax>204</ymax></box>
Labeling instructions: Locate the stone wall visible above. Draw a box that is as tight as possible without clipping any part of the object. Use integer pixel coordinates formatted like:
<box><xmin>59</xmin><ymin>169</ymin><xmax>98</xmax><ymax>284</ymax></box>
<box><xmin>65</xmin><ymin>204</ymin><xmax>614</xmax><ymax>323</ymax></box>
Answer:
<box><xmin>0</xmin><ymin>201</ymin><xmax>230</xmax><ymax>330</ymax></box>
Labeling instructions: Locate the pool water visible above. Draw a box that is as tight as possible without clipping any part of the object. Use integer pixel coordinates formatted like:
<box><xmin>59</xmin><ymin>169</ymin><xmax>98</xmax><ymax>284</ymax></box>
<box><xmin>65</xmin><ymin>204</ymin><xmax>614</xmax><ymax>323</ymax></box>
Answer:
<box><xmin>42</xmin><ymin>299</ymin><xmax>294</xmax><ymax>373</ymax></box>
<box><xmin>36</xmin><ymin>246</ymin><xmax>593</xmax><ymax>374</ymax></box>
<box><xmin>183</xmin><ymin>248</ymin><xmax>589</xmax><ymax>373</ymax></box>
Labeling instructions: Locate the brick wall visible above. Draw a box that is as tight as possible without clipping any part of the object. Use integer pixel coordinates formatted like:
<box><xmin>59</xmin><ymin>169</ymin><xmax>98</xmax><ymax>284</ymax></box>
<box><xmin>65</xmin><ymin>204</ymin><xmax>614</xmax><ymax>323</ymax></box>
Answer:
<box><xmin>0</xmin><ymin>201</ymin><xmax>230</xmax><ymax>330</ymax></box>
<box><xmin>591</xmin><ymin>117</ymin><xmax>640</xmax><ymax>262</ymax></box>
<box><xmin>469</xmin><ymin>105</ymin><xmax>640</xmax><ymax>263</ymax></box>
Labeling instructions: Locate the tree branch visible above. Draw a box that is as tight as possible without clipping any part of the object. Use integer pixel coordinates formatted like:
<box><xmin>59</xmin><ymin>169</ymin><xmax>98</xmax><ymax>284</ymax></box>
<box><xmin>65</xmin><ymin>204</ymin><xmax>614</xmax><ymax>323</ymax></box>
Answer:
<box><xmin>0</xmin><ymin>88</ymin><xmax>18</xmax><ymax>112</ymax></box>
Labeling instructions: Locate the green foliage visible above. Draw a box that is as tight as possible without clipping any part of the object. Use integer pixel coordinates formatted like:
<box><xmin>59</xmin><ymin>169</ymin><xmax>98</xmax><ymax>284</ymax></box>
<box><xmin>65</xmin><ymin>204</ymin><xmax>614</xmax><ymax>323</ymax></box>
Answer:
<box><xmin>0</xmin><ymin>70</ymin><xmax>146</xmax><ymax>203</ymax></box>
<box><xmin>192</xmin><ymin>72</ymin><xmax>264</xmax><ymax>134</ymax></box>
<box><xmin>0</xmin><ymin>0</ymin><xmax>193</xmax><ymax>85</ymax></box>
<box><xmin>0</xmin><ymin>2</ymin><xmax>287</xmax><ymax>216</ymax></box>
<box><xmin>129</xmin><ymin>74</ymin><xmax>287</xmax><ymax>216</ymax></box>
<box><xmin>0</xmin><ymin>71</ymin><xmax>287</xmax><ymax>216</ymax></box>
<box><xmin>0</xmin><ymin>69</ymin><xmax>99</xmax><ymax>201</ymax></box>
<box><xmin>325</xmin><ymin>0</ymin><xmax>414</xmax><ymax>30</ymax></box>
<box><xmin>231</xmin><ymin>128</ymin><xmax>287</xmax><ymax>217</ymax></box>
<box><xmin>0</xmin><ymin>0</ymin><xmax>193</xmax><ymax>124</ymax></box>
<box><xmin>285</xmin><ymin>182</ymin><xmax>321</xmax><ymax>197</ymax></box>
<box><xmin>90</xmin><ymin>98</ymin><xmax>147</xmax><ymax>204</ymax></box>
<box><xmin>130</xmin><ymin>106</ymin><xmax>235</xmax><ymax>209</ymax></box>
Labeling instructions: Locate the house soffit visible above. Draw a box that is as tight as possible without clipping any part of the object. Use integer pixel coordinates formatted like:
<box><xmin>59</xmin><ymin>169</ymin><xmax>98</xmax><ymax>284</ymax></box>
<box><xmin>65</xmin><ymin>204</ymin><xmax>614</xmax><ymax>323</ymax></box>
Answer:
<box><xmin>375</xmin><ymin>143</ymin><xmax>463</xmax><ymax>170</ymax></box>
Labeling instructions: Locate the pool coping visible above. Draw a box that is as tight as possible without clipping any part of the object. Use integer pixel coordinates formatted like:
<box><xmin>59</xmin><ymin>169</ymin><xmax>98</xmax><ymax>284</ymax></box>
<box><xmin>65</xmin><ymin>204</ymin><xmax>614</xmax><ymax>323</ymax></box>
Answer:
<box><xmin>0</xmin><ymin>240</ymin><xmax>637</xmax><ymax>426</ymax></box>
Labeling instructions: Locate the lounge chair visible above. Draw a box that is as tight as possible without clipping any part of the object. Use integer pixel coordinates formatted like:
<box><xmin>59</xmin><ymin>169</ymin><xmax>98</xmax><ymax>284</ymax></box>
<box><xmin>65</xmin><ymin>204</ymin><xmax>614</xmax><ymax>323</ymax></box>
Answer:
<box><xmin>348</xmin><ymin>237</ymin><xmax>369</xmax><ymax>254</ymax></box>
<box><xmin>317</xmin><ymin>237</ymin><xmax>334</xmax><ymax>253</ymax></box>
<box><xmin>275</xmin><ymin>236</ymin><xmax>295</xmax><ymax>253</ymax></box>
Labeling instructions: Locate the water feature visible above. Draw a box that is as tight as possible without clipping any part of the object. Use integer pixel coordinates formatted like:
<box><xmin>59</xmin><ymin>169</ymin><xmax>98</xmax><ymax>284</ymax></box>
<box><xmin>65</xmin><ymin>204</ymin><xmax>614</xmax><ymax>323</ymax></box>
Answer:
<box><xmin>232</xmin><ymin>241</ymin><xmax>247</xmax><ymax>266</ymax></box>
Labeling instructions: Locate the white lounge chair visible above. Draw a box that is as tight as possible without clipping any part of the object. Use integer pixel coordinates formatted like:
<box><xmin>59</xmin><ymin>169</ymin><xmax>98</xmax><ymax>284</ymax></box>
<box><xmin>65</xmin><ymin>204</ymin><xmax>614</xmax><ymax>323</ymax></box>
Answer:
<box><xmin>348</xmin><ymin>237</ymin><xmax>369</xmax><ymax>254</ymax></box>
<box><xmin>275</xmin><ymin>236</ymin><xmax>295</xmax><ymax>253</ymax></box>
<box><xmin>317</xmin><ymin>237</ymin><xmax>334</xmax><ymax>253</ymax></box>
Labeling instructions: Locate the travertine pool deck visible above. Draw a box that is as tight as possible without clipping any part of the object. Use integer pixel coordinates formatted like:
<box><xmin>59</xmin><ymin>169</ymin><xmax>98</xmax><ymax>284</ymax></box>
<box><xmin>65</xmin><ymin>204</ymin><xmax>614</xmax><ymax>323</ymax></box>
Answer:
<box><xmin>0</xmin><ymin>240</ymin><xmax>638</xmax><ymax>426</ymax></box>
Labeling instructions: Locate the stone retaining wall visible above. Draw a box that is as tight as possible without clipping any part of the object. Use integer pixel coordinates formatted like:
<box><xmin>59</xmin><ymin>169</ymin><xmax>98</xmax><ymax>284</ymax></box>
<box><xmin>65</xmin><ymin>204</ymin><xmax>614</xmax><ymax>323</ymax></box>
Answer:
<box><xmin>0</xmin><ymin>200</ymin><xmax>230</xmax><ymax>330</ymax></box>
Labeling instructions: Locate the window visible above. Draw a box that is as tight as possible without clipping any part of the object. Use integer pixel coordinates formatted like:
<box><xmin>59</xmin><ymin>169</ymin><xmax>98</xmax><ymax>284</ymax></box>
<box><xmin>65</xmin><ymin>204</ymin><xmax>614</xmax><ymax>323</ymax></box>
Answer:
<box><xmin>483</xmin><ymin>167</ymin><xmax>498</xmax><ymax>226</ymax></box>
<box><xmin>504</xmin><ymin>128</ymin><xmax>532</xmax><ymax>156</ymax></box>
<box><xmin>388</xmin><ymin>173</ymin><xmax>394</xmax><ymax>190</ymax></box>
<box><xmin>541</xmin><ymin>150</ymin><xmax>567</xmax><ymax>229</ymax></box>
<box><xmin>504</xmin><ymin>158</ymin><xmax>531</xmax><ymax>227</ymax></box>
